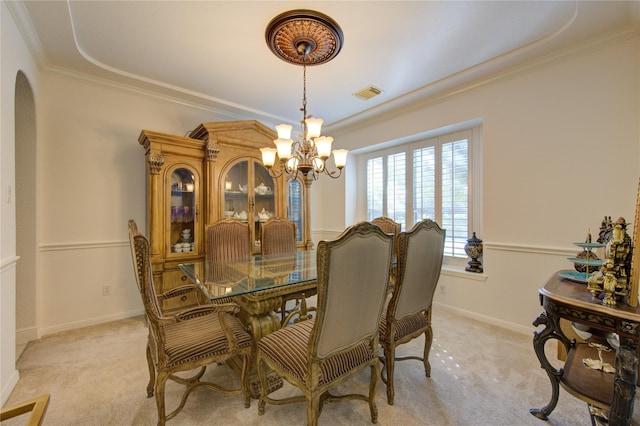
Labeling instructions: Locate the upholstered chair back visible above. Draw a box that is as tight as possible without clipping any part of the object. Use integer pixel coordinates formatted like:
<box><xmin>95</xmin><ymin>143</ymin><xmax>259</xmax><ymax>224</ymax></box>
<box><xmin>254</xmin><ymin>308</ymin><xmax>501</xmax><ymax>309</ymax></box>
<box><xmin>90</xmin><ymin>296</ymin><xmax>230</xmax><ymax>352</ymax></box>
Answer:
<box><xmin>205</xmin><ymin>219</ymin><xmax>251</xmax><ymax>284</ymax></box>
<box><xmin>393</xmin><ymin>219</ymin><xmax>445</xmax><ymax>320</ymax></box>
<box><xmin>261</xmin><ymin>217</ymin><xmax>297</xmax><ymax>255</ymax></box>
<box><xmin>128</xmin><ymin>220</ymin><xmax>162</xmax><ymax>321</ymax></box>
<box><xmin>313</xmin><ymin>222</ymin><xmax>394</xmax><ymax>358</ymax></box>
<box><xmin>371</xmin><ymin>216</ymin><xmax>401</xmax><ymax>237</ymax></box>
<box><xmin>205</xmin><ymin>218</ymin><xmax>251</xmax><ymax>262</ymax></box>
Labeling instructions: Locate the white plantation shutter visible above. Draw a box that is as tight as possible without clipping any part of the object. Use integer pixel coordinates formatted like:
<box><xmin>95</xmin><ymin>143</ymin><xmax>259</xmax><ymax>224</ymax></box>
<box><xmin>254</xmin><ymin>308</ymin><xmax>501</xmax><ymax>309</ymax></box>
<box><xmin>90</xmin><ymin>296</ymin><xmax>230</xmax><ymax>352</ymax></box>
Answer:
<box><xmin>386</xmin><ymin>152</ymin><xmax>406</xmax><ymax>228</ymax></box>
<box><xmin>441</xmin><ymin>138</ymin><xmax>469</xmax><ymax>257</ymax></box>
<box><xmin>413</xmin><ymin>146</ymin><xmax>436</xmax><ymax>224</ymax></box>
<box><xmin>367</xmin><ymin>157</ymin><xmax>384</xmax><ymax>220</ymax></box>
<box><xmin>364</xmin><ymin>128</ymin><xmax>475</xmax><ymax>259</ymax></box>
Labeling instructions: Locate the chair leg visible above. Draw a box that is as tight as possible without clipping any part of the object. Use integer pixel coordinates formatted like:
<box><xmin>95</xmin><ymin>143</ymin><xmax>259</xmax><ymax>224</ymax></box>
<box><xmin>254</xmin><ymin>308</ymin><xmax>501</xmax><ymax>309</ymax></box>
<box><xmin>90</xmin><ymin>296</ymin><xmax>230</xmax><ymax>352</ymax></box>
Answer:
<box><xmin>307</xmin><ymin>392</ymin><xmax>321</xmax><ymax>426</ymax></box>
<box><xmin>423</xmin><ymin>325</ymin><xmax>433</xmax><ymax>377</ymax></box>
<box><xmin>146</xmin><ymin>343</ymin><xmax>155</xmax><ymax>397</ymax></box>
<box><xmin>154</xmin><ymin>370</ymin><xmax>169</xmax><ymax>426</ymax></box>
<box><xmin>257</xmin><ymin>356</ymin><xmax>267</xmax><ymax>415</ymax></box>
<box><xmin>384</xmin><ymin>344</ymin><xmax>396</xmax><ymax>405</ymax></box>
<box><xmin>369</xmin><ymin>363</ymin><xmax>380</xmax><ymax>423</ymax></box>
<box><xmin>241</xmin><ymin>352</ymin><xmax>250</xmax><ymax>409</ymax></box>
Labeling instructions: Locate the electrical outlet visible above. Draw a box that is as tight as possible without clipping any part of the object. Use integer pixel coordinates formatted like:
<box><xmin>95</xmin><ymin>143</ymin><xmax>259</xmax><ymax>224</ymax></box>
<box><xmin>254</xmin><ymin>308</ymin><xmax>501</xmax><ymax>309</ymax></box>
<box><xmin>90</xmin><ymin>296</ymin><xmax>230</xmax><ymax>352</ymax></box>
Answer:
<box><xmin>440</xmin><ymin>284</ymin><xmax>446</xmax><ymax>295</ymax></box>
<box><xmin>103</xmin><ymin>285</ymin><xmax>112</xmax><ymax>296</ymax></box>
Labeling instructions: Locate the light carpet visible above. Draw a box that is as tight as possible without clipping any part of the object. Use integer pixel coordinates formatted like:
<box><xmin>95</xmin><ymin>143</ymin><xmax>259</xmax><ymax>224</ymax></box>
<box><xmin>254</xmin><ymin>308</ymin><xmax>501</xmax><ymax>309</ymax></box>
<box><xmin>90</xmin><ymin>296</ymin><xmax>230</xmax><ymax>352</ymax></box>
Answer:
<box><xmin>4</xmin><ymin>307</ymin><xmax>639</xmax><ymax>425</ymax></box>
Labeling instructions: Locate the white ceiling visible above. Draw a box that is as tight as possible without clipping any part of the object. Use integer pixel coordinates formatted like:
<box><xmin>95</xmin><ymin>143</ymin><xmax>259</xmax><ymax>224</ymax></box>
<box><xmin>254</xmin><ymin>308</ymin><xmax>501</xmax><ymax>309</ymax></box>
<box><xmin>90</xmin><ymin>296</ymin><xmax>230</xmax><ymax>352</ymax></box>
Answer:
<box><xmin>9</xmin><ymin>1</ymin><xmax>640</xmax><ymax>131</ymax></box>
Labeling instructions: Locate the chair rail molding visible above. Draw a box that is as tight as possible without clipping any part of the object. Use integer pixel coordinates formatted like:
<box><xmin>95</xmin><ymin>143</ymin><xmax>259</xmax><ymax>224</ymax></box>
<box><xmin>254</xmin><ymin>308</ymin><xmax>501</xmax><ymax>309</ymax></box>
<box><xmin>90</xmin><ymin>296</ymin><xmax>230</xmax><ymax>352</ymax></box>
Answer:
<box><xmin>39</xmin><ymin>241</ymin><xmax>127</xmax><ymax>252</ymax></box>
<box><xmin>483</xmin><ymin>242</ymin><xmax>576</xmax><ymax>257</ymax></box>
<box><xmin>0</xmin><ymin>256</ymin><xmax>20</xmax><ymax>272</ymax></box>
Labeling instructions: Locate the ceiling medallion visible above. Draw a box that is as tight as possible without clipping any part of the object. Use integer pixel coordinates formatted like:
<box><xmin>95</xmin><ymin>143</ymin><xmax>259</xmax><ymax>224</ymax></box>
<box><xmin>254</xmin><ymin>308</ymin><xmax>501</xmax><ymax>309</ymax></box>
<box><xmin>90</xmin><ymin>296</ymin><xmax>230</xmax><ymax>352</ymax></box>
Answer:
<box><xmin>265</xmin><ymin>9</ymin><xmax>344</xmax><ymax>66</ymax></box>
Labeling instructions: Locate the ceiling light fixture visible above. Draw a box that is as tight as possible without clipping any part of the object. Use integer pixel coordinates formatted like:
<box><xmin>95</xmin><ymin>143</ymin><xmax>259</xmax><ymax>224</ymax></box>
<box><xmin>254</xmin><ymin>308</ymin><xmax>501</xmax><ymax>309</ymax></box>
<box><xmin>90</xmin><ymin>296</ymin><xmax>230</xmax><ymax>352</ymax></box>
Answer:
<box><xmin>261</xmin><ymin>10</ymin><xmax>348</xmax><ymax>181</ymax></box>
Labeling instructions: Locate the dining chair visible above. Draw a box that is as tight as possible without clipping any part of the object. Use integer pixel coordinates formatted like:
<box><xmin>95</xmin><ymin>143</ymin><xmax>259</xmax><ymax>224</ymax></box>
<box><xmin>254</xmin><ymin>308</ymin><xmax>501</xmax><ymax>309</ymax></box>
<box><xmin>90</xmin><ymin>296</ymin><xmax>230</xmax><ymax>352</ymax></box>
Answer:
<box><xmin>205</xmin><ymin>218</ymin><xmax>252</xmax><ymax>297</ymax></box>
<box><xmin>128</xmin><ymin>220</ymin><xmax>252</xmax><ymax>425</ymax></box>
<box><xmin>378</xmin><ymin>219</ymin><xmax>445</xmax><ymax>405</ymax></box>
<box><xmin>0</xmin><ymin>394</ymin><xmax>49</xmax><ymax>426</ymax></box>
<box><xmin>372</xmin><ymin>216</ymin><xmax>401</xmax><ymax>287</ymax></box>
<box><xmin>260</xmin><ymin>217</ymin><xmax>297</xmax><ymax>255</ymax></box>
<box><xmin>371</xmin><ymin>216</ymin><xmax>401</xmax><ymax>237</ymax></box>
<box><xmin>256</xmin><ymin>221</ymin><xmax>394</xmax><ymax>426</ymax></box>
<box><xmin>260</xmin><ymin>217</ymin><xmax>302</xmax><ymax>323</ymax></box>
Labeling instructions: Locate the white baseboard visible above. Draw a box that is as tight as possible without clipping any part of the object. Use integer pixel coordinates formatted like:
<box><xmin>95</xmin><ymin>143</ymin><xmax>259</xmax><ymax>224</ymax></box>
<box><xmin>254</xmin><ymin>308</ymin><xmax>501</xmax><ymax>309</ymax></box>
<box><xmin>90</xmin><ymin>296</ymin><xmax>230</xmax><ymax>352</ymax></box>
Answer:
<box><xmin>37</xmin><ymin>308</ymin><xmax>144</xmax><ymax>338</ymax></box>
<box><xmin>16</xmin><ymin>326</ymin><xmax>37</xmax><ymax>346</ymax></box>
<box><xmin>433</xmin><ymin>302</ymin><xmax>532</xmax><ymax>336</ymax></box>
<box><xmin>1</xmin><ymin>369</ymin><xmax>20</xmax><ymax>406</ymax></box>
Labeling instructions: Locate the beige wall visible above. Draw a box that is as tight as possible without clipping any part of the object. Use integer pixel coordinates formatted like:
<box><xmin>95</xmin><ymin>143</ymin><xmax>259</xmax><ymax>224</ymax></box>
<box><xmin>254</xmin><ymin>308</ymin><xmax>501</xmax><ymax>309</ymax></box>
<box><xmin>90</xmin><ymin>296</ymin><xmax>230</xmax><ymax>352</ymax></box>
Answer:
<box><xmin>1</xmin><ymin>0</ymin><xmax>40</xmax><ymax>404</ymax></box>
<box><xmin>328</xmin><ymin>35</ymin><xmax>640</xmax><ymax>331</ymax></box>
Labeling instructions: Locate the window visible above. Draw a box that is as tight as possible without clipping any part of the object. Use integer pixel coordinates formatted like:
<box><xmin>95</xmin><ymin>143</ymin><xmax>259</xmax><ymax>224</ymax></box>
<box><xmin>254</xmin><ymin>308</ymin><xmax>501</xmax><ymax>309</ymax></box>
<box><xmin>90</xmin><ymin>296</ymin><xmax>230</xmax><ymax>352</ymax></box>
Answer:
<box><xmin>287</xmin><ymin>179</ymin><xmax>303</xmax><ymax>243</ymax></box>
<box><xmin>362</xmin><ymin>126</ymin><xmax>480</xmax><ymax>260</ymax></box>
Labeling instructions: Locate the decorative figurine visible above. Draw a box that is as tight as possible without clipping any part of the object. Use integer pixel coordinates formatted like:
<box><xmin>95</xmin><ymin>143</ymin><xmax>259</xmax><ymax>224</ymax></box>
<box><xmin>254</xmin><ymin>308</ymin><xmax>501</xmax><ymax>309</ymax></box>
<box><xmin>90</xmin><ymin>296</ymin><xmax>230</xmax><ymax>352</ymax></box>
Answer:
<box><xmin>585</xmin><ymin>217</ymin><xmax>633</xmax><ymax>306</ymax></box>
<box><xmin>464</xmin><ymin>232</ymin><xmax>483</xmax><ymax>273</ymax></box>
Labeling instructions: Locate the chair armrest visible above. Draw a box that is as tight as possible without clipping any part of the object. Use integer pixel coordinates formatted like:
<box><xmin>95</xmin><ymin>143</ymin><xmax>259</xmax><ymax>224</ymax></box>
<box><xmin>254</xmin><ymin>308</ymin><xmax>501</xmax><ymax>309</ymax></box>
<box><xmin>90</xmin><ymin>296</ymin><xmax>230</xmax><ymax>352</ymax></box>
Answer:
<box><xmin>0</xmin><ymin>394</ymin><xmax>50</xmax><ymax>425</ymax></box>
<box><xmin>173</xmin><ymin>303</ymin><xmax>240</xmax><ymax>321</ymax></box>
<box><xmin>158</xmin><ymin>284</ymin><xmax>200</xmax><ymax>300</ymax></box>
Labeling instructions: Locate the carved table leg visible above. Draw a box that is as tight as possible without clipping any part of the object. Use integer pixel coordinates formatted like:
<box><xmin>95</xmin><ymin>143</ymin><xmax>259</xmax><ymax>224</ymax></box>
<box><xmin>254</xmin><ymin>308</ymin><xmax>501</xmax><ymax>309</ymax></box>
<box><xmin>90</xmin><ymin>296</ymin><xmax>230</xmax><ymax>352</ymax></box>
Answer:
<box><xmin>530</xmin><ymin>311</ymin><xmax>573</xmax><ymax>420</ymax></box>
<box><xmin>236</xmin><ymin>296</ymin><xmax>285</xmax><ymax>399</ymax></box>
<box><xmin>609</xmin><ymin>336</ymin><xmax>638</xmax><ymax>425</ymax></box>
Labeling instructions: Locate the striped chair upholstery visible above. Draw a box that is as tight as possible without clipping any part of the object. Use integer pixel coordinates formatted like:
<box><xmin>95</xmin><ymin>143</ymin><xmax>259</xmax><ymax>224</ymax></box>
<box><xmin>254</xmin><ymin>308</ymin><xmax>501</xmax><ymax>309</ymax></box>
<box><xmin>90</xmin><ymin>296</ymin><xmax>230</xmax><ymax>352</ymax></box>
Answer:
<box><xmin>378</xmin><ymin>219</ymin><xmax>445</xmax><ymax>405</ymax></box>
<box><xmin>260</xmin><ymin>217</ymin><xmax>306</xmax><ymax>323</ymax></box>
<box><xmin>256</xmin><ymin>222</ymin><xmax>394</xmax><ymax>426</ymax></box>
<box><xmin>371</xmin><ymin>216</ymin><xmax>401</xmax><ymax>237</ymax></box>
<box><xmin>128</xmin><ymin>220</ymin><xmax>252</xmax><ymax>425</ymax></box>
<box><xmin>260</xmin><ymin>217</ymin><xmax>297</xmax><ymax>255</ymax></box>
<box><xmin>205</xmin><ymin>219</ymin><xmax>252</xmax><ymax>301</ymax></box>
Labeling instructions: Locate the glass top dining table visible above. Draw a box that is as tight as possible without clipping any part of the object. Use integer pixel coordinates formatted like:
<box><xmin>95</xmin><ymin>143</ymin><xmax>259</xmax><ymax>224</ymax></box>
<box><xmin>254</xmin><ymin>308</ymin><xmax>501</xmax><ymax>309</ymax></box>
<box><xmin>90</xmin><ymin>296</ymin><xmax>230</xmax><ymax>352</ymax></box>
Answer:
<box><xmin>178</xmin><ymin>250</ymin><xmax>317</xmax><ymax>301</ymax></box>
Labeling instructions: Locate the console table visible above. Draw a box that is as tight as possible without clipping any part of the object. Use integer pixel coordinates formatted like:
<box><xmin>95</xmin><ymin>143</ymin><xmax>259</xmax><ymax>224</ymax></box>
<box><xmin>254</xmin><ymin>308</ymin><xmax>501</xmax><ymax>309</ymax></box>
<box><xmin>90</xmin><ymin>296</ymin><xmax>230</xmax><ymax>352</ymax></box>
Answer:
<box><xmin>531</xmin><ymin>271</ymin><xmax>640</xmax><ymax>425</ymax></box>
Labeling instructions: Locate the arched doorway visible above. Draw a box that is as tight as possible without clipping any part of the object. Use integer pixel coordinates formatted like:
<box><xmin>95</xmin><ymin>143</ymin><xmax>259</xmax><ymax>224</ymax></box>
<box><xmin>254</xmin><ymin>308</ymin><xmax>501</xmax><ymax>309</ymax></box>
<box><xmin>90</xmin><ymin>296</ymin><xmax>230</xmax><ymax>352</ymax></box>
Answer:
<box><xmin>15</xmin><ymin>70</ymin><xmax>37</xmax><ymax>358</ymax></box>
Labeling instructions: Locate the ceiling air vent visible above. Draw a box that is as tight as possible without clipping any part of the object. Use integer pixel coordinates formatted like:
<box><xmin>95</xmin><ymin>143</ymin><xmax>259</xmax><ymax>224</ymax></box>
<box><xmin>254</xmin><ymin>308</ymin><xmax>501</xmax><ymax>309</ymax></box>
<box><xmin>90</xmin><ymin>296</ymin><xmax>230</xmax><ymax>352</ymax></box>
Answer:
<box><xmin>353</xmin><ymin>85</ymin><xmax>383</xmax><ymax>101</ymax></box>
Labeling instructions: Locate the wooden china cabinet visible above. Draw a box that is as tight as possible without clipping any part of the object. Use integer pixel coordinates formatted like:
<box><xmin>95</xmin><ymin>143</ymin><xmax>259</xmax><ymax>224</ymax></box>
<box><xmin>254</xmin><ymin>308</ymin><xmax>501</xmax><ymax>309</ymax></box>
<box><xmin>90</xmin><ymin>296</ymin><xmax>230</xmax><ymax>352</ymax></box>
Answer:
<box><xmin>139</xmin><ymin>120</ymin><xmax>305</xmax><ymax>310</ymax></box>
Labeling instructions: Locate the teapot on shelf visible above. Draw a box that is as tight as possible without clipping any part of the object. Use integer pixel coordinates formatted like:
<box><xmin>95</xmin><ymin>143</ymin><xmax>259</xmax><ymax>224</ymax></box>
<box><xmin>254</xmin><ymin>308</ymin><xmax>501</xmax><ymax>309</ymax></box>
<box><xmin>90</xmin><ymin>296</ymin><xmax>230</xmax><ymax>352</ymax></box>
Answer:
<box><xmin>258</xmin><ymin>208</ymin><xmax>271</xmax><ymax>221</ymax></box>
<box><xmin>238</xmin><ymin>184</ymin><xmax>248</xmax><ymax>193</ymax></box>
<box><xmin>254</xmin><ymin>182</ymin><xmax>272</xmax><ymax>195</ymax></box>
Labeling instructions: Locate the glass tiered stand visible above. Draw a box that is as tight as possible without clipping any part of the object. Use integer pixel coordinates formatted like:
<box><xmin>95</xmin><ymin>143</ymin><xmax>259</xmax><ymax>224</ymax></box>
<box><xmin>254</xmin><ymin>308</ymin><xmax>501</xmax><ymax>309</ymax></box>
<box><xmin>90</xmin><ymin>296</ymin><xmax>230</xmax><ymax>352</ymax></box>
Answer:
<box><xmin>559</xmin><ymin>242</ymin><xmax>605</xmax><ymax>283</ymax></box>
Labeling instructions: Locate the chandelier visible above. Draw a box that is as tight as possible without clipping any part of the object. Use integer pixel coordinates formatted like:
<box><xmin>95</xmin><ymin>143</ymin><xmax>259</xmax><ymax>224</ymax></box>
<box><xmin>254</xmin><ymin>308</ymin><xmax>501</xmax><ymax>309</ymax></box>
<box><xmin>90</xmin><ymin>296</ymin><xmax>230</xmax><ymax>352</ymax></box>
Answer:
<box><xmin>261</xmin><ymin>10</ymin><xmax>348</xmax><ymax>181</ymax></box>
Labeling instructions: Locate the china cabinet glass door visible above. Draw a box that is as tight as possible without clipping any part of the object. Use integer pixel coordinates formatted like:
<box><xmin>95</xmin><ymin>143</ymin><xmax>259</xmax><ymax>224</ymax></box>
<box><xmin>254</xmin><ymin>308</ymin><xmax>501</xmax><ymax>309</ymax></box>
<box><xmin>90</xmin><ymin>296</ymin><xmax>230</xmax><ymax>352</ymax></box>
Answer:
<box><xmin>221</xmin><ymin>159</ymin><xmax>276</xmax><ymax>250</ymax></box>
<box><xmin>169</xmin><ymin>167</ymin><xmax>198</xmax><ymax>255</ymax></box>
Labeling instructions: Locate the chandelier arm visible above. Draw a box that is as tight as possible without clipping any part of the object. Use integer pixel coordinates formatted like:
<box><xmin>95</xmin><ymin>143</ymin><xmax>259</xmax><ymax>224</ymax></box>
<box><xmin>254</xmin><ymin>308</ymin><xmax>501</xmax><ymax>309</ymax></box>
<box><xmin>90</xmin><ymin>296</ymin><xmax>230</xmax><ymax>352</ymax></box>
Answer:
<box><xmin>323</xmin><ymin>166</ymin><xmax>343</xmax><ymax>179</ymax></box>
<box><xmin>266</xmin><ymin>166</ymin><xmax>285</xmax><ymax>179</ymax></box>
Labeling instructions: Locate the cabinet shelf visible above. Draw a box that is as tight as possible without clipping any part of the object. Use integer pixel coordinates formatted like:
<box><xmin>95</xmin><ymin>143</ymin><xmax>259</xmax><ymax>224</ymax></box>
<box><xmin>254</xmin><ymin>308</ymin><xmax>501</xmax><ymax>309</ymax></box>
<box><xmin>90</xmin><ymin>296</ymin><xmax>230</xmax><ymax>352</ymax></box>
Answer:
<box><xmin>561</xmin><ymin>343</ymin><xmax>614</xmax><ymax>409</ymax></box>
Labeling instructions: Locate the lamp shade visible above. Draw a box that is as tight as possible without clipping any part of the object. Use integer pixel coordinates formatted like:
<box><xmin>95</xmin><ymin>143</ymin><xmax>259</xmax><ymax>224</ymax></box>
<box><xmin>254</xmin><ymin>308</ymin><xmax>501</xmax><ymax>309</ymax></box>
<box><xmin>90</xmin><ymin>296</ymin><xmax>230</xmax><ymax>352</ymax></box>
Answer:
<box><xmin>275</xmin><ymin>124</ymin><xmax>292</xmax><ymax>139</ymax></box>
<box><xmin>260</xmin><ymin>147</ymin><xmax>277</xmax><ymax>167</ymax></box>
<box><xmin>315</xmin><ymin>136</ymin><xmax>333</xmax><ymax>159</ymax></box>
<box><xmin>274</xmin><ymin>138</ymin><xmax>293</xmax><ymax>160</ymax></box>
<box><xmin>305</xmin><ymin>118</ymin><xmax>323</xmax><ymax>139</ymax></box>
<box><xmin>333</xmin><ymin>149</ymin><xmax>349</xmax><ymax>169</ymax></box>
